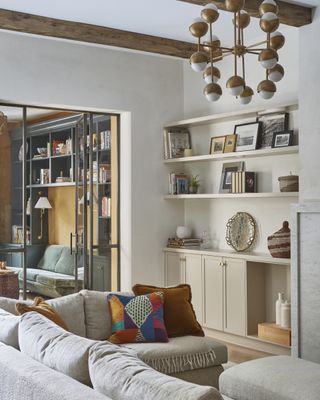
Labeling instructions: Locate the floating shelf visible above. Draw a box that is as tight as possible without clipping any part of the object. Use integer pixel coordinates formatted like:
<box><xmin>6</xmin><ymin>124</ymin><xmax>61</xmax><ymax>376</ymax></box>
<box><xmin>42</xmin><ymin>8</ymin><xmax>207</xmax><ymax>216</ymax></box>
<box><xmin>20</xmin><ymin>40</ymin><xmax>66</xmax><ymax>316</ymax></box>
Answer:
<box><xmin>28</xmin><ymin>182</ymin><xmax>75</xmax><ymax>188</ymax></box>
<box><xmin>164</xmin><ymin>146</ymin><xmax>299</xmax><ymax>164</ymax></box>
<box><xmin>164</xmin><ymin>247</ymin><xmax>291</xmax><ymax>266</ymax></box>
<box><xmin>164</xmin><ymin>192</ymin><xmax>299</xmax><ymax>200</ymax></box>
<box><xmin>164</xmin><ymin>102</ymin><xmax>298</xmax><ymax>128</ymax></box>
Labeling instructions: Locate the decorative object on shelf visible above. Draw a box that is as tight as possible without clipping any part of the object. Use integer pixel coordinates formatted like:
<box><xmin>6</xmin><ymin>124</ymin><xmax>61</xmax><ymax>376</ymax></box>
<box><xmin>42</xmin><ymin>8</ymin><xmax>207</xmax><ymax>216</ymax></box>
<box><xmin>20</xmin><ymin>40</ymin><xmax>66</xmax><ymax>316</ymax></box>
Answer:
<box><xmin>188</xmin><ymin>1</ymin><xmax>285</xmax><ymax>104</ymax></box>
<box><xmin>280</xmin><ymin>301</ymin><xmax>291</xmax><ymax>328</ymax></box>
<box><xmin>35</xmin><ymin>147</ymin><xmax>48</xmax><ymax>158</ymax></box>
<box><xmin>26</xmin><ymin>197</ymin><xmax>31</xmax><ymax>216</ymax></box>
<box><xmin>272</xmin><ymin>130</ymin><xmax>293</xmax><ymax>148</ymax></box>
<box><xmin>200</xmin><ymin>230</ymin><xmax>212</xmax><ymax>249</ymax></box>
<box><xmin>257</xmin><ymin>111</ymin><xmax>289</xmax><ymax>148</ymax></box>
<box><xmin>188</xmin><ymin>175</ymin><xmax>200</xmax><ymax>194</ymax></box>
<box><xmin>34</xmin><ymin>195</ymin><xmax>53</xmax><ymax>240</ymax></box>
<box><xmin>278</xmin><ymin>174</ymin><xmax>299</xmax><ymax>192</ymax></box>
<box><xmin>235</xmin><ymin>122</ymin><xmax>261</xmax><ymax>152</ymax></box>
<box><xmin>267</xmin><ymin>221</ymin><xmax>290</xmax><ymax>258</ymax></box>
<box><xmin>167</xmin><ymin>237</ymin><xmax>201</xmax><ymax>248</ymax></box>
<box><xmin>0</xmin><ymin>261</ymin><xmax>14</xmax><ymax>275</ymax></box>
<box><xmin>168</xmin><ymin>173</ymin><xmax>189</xmax><ymax>195</ymax></box>
<box><xmin>101</xmin><ymin>196</ymin><xmax>111</xmax><ymax>217</ymax></box>
<box><xmin>184</xmin><ymin>148</ymin><xmax>193</xmax><ymax>157</ymax></box>
<box><xmin>18</xmin><ymin>142</ymin><xmax>28</xmax><ymax>161</ymax></box>
<box><xmin>224</xmin><ymin>134</ymin><xmax>237</xmax><ymax>153</ymax></box>
<box><xmin>12</xmin><ymin>225</ymin><xmax>23</xmax><ymax>244</ymax></box>
<box><xmin>226</xmin><ymin>211</ymin><xmax>256</xmax><ymax>252</ymax></box>
<box><xmin>164</xmin><ymin>130</ymin><xmax>191</xmax><ymax>159</ymax></box>
<box><xmin>52</xmin><ymin>140</ymin><xmax>65</xmax><ymax>156</ymax></box>
<box><xmin>100</xmin><ymin>130</ymin><xmax>111</xmax><ymax>150</ymax></box>
<box><xmin>176</xmin><ymin>226</ymin><xmax>192</xmax><ymax>239</ymax></box>
<box><xmin>40</xmin><ymin>169</ymin><xmax>50</xmax><ymax>185</ymax></box>
<box><xmin>219</xmin><ymin>161</ymin><xmax>244</xmax><ymax>193</ymax></box>
<box><xmin>210</xmin><ymin>135</ymin><xmax>226</xmax><ymax>154</ymax></box>
<box><xmin>231</xmin><ymin>171</ymin><xmax>256</xmax><ymax>193</ymax></box>
<box><xmin>275</xmin><ymin>292</ymin><xmax>284</xmax><ymax>325</ymax></box>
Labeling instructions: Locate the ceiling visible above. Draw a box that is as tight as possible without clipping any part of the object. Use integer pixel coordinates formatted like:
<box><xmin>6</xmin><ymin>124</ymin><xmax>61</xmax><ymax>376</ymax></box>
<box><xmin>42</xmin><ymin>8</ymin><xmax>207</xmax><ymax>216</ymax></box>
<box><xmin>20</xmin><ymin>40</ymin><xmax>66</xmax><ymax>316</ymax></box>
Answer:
<box><xmin>0</xmin><ymin>0</ymin><xmax>317</xmax><ymax>46</ymax></box>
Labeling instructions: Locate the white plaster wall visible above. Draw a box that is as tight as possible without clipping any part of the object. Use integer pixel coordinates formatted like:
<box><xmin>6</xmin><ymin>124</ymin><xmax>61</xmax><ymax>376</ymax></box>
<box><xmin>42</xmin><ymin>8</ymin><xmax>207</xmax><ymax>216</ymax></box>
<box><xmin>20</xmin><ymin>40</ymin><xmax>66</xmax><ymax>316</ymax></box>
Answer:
<box><xmin>299</xmin><ymin>7</ymin><xmax>320</xmax><ymax>201</ymax></box>
<box><xmin>0</xmin><ymin>31</ymin><xmax>184</xmax><ymax>290</ymax></box>
<box><xmin>183</xmin><ymin>24</ymin><xmax>299</xmax><ymax>118</ymax></box>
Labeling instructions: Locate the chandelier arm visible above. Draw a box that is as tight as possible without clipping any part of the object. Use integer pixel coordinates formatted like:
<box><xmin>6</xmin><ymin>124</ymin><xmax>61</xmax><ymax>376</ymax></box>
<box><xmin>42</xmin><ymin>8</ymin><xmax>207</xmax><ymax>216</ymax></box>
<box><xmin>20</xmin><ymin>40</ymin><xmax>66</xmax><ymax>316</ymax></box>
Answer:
<box><xmin>241</xmin><ymin>29</ymin><xmax>246</xmax><ymax>87</ymax></box>
<box><xmin>247</xmin><ymin>48</ymin><xmax>267</xmax><ymax>52</ymax></box>
<box><xmin>210</xmin><ymin>23</ymin><xmax>214</xmax><ymax>83</ymax></box>
<box><xmin>247</xmin><ymin>51</ymin><xmax>260</xmax><ymax>55</ymax></box>
<box><xmin>234</xmin><ymin>12</ymin><xmax>237</xmax><ymax>76</ymax></box>
<box><xmin>197</xmin><ymin>37</ymin><xmax>201</xmax><ymax>52</ymax></box>
<box><xmin>237</xmin><ymin>11</ymin><xmax>241</xmax><ymax>46</ymax></box>
<box><xmin>246</xmin><ymin>40</ymin><xmax>267</xmax><ymax>49</ymax></box>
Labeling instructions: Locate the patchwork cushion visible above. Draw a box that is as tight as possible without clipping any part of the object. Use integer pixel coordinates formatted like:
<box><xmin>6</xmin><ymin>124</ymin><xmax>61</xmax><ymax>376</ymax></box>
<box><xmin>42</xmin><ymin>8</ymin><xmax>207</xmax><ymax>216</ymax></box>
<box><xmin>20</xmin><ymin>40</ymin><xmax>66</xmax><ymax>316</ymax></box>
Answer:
<box><xmin>19</xmin><ymin>312</ymin><xmax>98</xmax><ymax>385</ymax></box>
<box><xmin>16</xmin><ymin>297</ymin><xmax>69</xmax><ymax>330</ymax></box>
<box><xmin>89</xmin><ymin>342</ymin><xmax>224</xmax><ymax>400</ymax></box>
<box><xmin>132</xmin><ymin>284</ymin><xmax>204</xmax><ymax>338</ymax></box>
<box><xmin>79</xmin><ymin>289</ymin><xmax>132</xmax><ymax>340</ymax></box>
<box><xmin>219</xmin><ymin>356</ymin><xmax>320</xmax><ymax>400</ymax></box>
<box><xmin>108</xmin><ymin>292</ymin><xmax>168</xmax><ymax>344</ymax></box>
<box><xmin>0</xmin><ymin>308</ymin><xmax>20</xmax><ymax>349</ymax></box>
<box><xmin>123</xmin><ymin>336</ymin><xmax>228</xmax><ymax>375</ymax></box>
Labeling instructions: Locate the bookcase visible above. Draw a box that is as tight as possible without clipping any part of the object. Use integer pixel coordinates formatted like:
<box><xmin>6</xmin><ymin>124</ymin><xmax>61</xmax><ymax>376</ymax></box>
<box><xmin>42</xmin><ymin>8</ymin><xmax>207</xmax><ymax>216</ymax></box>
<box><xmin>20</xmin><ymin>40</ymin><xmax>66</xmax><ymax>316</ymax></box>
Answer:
<box><xmin>163</xmin><ymin>102</ymin><xmax>299</xmax><ymax>354</ymax></box>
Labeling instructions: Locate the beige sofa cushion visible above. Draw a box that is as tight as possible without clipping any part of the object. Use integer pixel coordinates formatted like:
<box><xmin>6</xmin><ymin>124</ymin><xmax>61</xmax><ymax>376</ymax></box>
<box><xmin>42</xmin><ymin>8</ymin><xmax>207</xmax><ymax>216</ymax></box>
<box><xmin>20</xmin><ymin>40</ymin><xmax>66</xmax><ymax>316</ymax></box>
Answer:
<box><xmin>19</xmin><ymin>312</ymin><xmax>98</xmax><ymax>385</ymax></box>
<box><xmin>89</xmin><ymin>342</ymin><xmax>224</xmax><ymax>400</ymax></box>
<box><xmin>0</xmin><ymin>292</ymin><xmax>86</xmax><ymax>337</ymax></box>
<box><xmin>80</xmin><ymin>289</ymin><xmax>132</xmax><ymax>340</ymax></box>
<box><xmin>124</xmin><ymin>336</ymin><xmax>227</xmax><ymax>374</ymax></box>
<box><xmin>0</xmin><ymin>308</ymin><xmax>20</xmax><ymax>349</ymax></box>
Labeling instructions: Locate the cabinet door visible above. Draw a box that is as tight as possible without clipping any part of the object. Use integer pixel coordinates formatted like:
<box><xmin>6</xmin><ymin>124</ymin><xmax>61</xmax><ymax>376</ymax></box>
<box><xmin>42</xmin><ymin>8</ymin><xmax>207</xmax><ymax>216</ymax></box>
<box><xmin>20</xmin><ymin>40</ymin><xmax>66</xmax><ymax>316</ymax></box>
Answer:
<box><xmin>224</xmin><ymin>258</ymin><xmax>247</xmax><ymax>336</ymax></box>
<box><xmin>165</xmin><ymin>252</ymin><xmax>183</xmax><ymax>286</ymax></box>
<box><xmin>203</xmin><ymin>256</ymin><xmax>223</xmax><ymax>331</ymax></box>
<box><xmin>184</xmin><ymin>254</ymin><xmax>203</xmax><ymax>324</ymax></box>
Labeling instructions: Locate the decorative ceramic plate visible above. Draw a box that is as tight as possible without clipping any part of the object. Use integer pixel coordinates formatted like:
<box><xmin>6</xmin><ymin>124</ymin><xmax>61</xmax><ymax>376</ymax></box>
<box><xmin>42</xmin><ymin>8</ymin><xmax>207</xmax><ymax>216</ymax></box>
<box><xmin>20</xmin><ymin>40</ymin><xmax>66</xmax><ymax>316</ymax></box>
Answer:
<box><xmin>226</xmin><ymin>212</ymin><xmax>256</xmax><ymax>252</ymax></box>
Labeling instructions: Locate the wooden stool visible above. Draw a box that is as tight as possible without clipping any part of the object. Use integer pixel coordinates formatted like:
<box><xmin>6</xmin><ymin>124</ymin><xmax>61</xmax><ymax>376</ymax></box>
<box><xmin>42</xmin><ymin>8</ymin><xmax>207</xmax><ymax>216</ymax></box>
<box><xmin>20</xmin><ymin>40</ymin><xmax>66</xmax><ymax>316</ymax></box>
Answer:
<box><xmin>0</xmin><ymin>273</ymin><xmax>19</xmax><ymax>299</ymax></box>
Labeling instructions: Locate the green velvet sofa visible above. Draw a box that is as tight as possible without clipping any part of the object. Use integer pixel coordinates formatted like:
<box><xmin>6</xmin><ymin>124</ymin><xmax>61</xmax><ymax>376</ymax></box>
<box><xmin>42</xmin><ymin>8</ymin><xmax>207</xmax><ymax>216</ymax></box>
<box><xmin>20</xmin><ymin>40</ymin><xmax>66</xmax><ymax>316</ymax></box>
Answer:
<box><xmin>11</xmin><ymin>245</ymin><xmax>82</xmax><ymax>298</ymax></box>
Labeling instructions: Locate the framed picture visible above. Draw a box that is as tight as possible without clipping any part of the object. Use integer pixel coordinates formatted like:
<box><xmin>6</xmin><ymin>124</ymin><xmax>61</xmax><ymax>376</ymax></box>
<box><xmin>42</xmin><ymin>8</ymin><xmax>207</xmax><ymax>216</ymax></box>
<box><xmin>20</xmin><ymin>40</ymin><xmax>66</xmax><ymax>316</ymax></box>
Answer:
<box><xmin>176</xmin><ymin>177</ymin><xmax>189</xmax><ymax>194</ymax></box>
<box><xmin>257</xmin><ymin>112</ymin><xmax>289</xmax><ymax>149</ymax></box>
<box><xmin>234</xmin><ymin>122</ymin><xmax>261</xmax><ymax>152</ymax></box>
<box><xmin>224</xmin><ymin>134</ymin><xmax>237</xmax><ymax>153</ymax></box>
<box><xmin>164</xmin><ymin>130</ymin><xmax>191</xmax><ymax>159</ymax></box>
<box><xmin>219</xmin><ymin>161</ymin><xmax>245</xmax><ymax>193</ymax></box>
<box><xmin>210</xmin><ymin>136</ymin><xmax>226</xmax><ymax>154</ymax></box>
<box><xmin>272</xmin><ymin>130</ymin><xmax>294</xmax><ymax>148</ymax></box>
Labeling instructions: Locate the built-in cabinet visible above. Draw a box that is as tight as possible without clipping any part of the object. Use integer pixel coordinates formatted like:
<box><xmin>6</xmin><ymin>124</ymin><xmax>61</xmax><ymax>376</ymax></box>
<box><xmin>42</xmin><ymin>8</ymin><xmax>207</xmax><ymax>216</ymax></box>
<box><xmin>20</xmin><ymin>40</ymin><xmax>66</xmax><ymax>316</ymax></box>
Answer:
<box><xmin>165</xmin><ymin>248</ymin><xmax>291</xmax><ymax>355</ymax></box>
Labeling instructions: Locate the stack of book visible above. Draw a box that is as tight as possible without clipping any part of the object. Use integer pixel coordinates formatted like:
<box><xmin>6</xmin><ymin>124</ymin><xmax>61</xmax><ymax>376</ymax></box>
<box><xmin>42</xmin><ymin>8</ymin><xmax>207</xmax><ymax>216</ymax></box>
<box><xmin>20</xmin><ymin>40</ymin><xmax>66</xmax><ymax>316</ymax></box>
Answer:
<box><xmin>100</xmin><ymin>130</ymin><xmax>111</xmax><ymax>150</ymax></box>
<box><xmin>167</xmin><ymin>238</ymin><xmax>202</xmax><ymax>248</ymax></box>
<box><xmin>101</xmin><ymin>196</ymin><xmax>111</xmax><ymax>217</ymax></box>
<box><xmin>231</xmin><ymin>171</ymin><xmax>256</xmax><ymax>193</ymax></box>
<box><xmin>99</xmin><ymin>163</ymin><xmax>111</xmax><ymax>183</ymax></box>
<box><xmin>168</xmin><ymin>173</ymin><xmax>189</xmax><ymax>195</ymax></box>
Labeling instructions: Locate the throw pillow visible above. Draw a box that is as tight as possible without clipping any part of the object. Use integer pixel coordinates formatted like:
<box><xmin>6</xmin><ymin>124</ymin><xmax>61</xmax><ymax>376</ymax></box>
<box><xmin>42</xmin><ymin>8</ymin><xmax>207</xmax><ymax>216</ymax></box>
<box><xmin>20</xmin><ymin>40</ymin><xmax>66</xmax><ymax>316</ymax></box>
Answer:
<box><xmin>107</xmin><ymin>292</ymin><xmax>168</xmax><ymax>344</ymax></box>
<box><xmin>132</xmin><ymin>284</ymin><xmax>204</xmax><ymax>338</ymax></box>
<box><xmin>16</xmin><ymin>296</ymin><xmax>69</xmax><ymax>331</ymax></box>
<box><xmin>19</xmin><ymin>312</ymin><xmax>98</xmax><ymax>385</ymax></box>
<box><xmin>0</xmin><ymin>308</ymin><xmax>20</xmax><ymax>349</ymax></box>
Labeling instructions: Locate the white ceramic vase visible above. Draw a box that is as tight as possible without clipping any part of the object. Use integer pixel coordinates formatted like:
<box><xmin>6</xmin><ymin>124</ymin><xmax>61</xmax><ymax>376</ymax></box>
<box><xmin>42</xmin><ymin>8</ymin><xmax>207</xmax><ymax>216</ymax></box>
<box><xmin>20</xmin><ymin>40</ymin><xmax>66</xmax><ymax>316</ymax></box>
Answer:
<box><xmin>176</xmin><ymin>226</ymin><xmax>192</xmax><ymax>239</ymax></box>
<box><xmin>276</xmin><ymin>292</ymin><xmax>284</xmax><ymax>325</ymax></box>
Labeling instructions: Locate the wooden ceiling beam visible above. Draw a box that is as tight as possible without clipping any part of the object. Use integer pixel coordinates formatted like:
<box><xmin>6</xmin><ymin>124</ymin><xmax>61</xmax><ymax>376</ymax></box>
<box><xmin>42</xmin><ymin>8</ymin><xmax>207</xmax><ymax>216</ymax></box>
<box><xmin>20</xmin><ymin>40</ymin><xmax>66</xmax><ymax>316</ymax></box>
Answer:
<box><xmin>178</xmin><ymin>0</ymin><xmax>313</xmax><ymax>27</ymax></box>
<box><xmin>0</xmin><ymin>8</ymin><xmax>197</xmax><ymax>59</ymax></box>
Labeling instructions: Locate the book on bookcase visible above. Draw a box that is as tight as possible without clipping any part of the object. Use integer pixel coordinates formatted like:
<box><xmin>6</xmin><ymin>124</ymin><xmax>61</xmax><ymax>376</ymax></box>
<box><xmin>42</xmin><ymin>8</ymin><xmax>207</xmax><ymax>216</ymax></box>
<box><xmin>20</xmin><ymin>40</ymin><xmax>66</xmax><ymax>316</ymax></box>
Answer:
<box><xmin>231</xmin><ymin>171</ymin><xmax>256</xmax><ymax>193</ymax></box>
<box><xmin>168</xmin><ymin>172</ymin><xmax>189</xmax><ymax>195</ymax></box>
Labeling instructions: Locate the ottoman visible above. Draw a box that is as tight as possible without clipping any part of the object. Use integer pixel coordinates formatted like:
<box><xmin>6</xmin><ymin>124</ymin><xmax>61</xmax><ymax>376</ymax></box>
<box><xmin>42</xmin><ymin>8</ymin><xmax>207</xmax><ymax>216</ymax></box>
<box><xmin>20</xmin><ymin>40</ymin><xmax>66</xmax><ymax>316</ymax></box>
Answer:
<box><xmin>219</xmin><ymin>355</ymin><xmax>320</xmax><ymax>400</ymax></box>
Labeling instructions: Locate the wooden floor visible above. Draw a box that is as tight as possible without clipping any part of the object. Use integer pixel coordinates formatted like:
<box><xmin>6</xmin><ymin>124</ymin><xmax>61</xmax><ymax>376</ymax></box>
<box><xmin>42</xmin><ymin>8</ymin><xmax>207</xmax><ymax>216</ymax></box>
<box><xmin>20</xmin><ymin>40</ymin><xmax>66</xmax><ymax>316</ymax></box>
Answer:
<box><xmin>224</xmin><ymin>341</ymin><xmax>271</xmax><ymax>364</ymax></box>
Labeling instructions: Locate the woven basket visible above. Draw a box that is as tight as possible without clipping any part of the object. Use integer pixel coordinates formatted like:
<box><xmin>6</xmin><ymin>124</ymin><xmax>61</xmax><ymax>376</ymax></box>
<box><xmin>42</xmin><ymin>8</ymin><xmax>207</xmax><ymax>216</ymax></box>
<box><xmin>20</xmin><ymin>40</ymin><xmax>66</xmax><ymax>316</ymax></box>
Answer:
<box><xmin>0</xmin><ymin>273</ymin><xmax>19</xmax><ymax>299</ymax></box>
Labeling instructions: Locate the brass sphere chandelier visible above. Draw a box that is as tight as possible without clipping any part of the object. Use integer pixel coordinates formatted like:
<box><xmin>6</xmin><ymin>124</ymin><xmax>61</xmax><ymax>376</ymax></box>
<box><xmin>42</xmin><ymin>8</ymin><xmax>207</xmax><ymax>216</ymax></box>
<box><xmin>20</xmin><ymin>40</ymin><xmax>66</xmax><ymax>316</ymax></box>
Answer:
<box><xmin>189</xmin><ymin>0</ymin><xmax>285</xmax><ymax>104</ymax></box>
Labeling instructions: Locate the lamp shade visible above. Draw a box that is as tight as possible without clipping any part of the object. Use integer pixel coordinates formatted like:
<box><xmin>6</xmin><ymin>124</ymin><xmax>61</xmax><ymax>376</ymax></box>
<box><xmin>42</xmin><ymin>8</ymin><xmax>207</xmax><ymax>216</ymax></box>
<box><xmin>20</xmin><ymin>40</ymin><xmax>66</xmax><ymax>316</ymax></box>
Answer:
<box><xmin>34</xmin><ymin>196</ymin><xmax>52</xmax><ymax>209</ymax></box>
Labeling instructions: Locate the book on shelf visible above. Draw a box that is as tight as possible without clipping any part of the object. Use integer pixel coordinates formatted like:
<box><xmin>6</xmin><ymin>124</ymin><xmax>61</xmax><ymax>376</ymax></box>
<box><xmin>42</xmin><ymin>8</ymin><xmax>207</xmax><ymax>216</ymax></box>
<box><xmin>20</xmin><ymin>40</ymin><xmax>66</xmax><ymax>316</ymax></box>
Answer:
<box><xmin>167</xmin><ymin>238</ymin><xmax>202</xmax><ymax>248</ymax></box>
<box><xmin>168</xmin><ymin>173</ymin><xmax>189</xmax><ymax>195</ymax></box>
<box><xmin>231</xmin><ymin>171</ymin><xmax>256</xmax><ymax>193</ymax></box>
<box><xmin>100</xmin><ymin>130</ymin><xmax>111</xmax><ymax>150</ymax></box>
<box><xmin>99</xmin><ymin>163</ymin><xmax>111</xmax><ymax>183</ymax></box>
<box><xmin>101</xmin><ymin>196</ymin><xmax>111</xmax><ymax>217</ymax></box>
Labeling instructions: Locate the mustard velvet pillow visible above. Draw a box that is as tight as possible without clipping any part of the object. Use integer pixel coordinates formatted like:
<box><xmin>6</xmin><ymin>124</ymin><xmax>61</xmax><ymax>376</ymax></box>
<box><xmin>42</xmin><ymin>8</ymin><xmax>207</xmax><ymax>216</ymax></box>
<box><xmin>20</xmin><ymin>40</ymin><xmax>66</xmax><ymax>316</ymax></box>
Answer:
<box><xmin>16</xmin><ymin>296</ymin><xmax>69</xmax><ymax>331</ymax></box>
<box><xmin>132</xmin><ymin>284</ymin><xmax>204</xmax><ymax>338</ymax></box>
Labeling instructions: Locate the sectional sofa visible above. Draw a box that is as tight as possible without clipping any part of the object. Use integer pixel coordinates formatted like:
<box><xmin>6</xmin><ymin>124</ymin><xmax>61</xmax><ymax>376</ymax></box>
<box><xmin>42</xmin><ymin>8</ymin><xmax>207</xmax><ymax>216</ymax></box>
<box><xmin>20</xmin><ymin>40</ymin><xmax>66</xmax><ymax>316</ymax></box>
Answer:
<box><xmin>0</xmin><ymin>290</ymin><xmax>228</xmax><ymax>400</ymax></box>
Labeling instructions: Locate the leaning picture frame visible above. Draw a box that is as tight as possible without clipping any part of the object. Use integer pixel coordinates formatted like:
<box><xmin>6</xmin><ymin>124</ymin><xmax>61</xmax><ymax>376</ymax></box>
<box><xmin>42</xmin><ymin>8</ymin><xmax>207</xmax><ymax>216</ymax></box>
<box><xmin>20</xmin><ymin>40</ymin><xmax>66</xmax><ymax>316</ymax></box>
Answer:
<box><xmin>165</xmin><ymin>130</ymin><xmax>191</xmax><ymax>159</ymax></box>
<box><xmin>235</xmin><ymin>122</ymin><xmax>261</xmax><ymax>152</ymax></box>
<box><xmin>272</xmin><ymin>130</ymin><xmax>294</xmax><ymax>148</ymax></box>
<box><xmin>219</xmin><ymin>161</ymin><xmax>245</xmax><ymax>193</ymax></box>
<box><xmin>257</xmin><ymin>112</ymin><xmax>289</xmax><ymax>149</ymax></box>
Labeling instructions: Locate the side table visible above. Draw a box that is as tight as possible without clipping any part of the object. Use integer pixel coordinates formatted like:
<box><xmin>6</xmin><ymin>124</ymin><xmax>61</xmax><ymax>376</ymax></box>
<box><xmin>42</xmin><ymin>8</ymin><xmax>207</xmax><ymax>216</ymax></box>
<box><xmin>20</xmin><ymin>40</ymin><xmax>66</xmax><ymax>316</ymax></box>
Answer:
<box><xmin>0</xmin><ymin>272</ymin><xmax>19</xmax><ymax>299</ymax></box>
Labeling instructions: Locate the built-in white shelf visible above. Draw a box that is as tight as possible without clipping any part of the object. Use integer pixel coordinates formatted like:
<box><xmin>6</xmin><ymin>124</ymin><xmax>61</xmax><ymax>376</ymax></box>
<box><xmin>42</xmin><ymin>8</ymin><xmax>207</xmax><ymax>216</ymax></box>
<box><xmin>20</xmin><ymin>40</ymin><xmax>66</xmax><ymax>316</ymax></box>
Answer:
<box><xmin>164</xmin><ymin>102</ymin><xmax>298</xmax><ymax>128</ymax></box>
<box><xmin>164</xmin><ymin>247</ymin><xmax>291</xmax><ymax>266</ymax></box>
<box><xmin>164</xmin><ymin>145</ymin><xmax>299</xmax><ymax>164</ymax></box>
<box><xmin>164</xmin><ymin>192</ymin><xmax>299</xmax><ymax>200</ymax></box>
